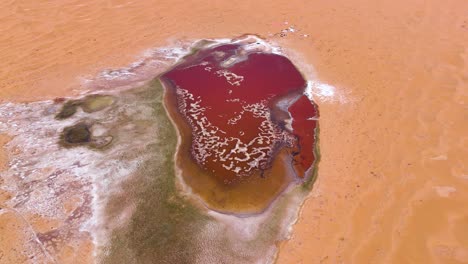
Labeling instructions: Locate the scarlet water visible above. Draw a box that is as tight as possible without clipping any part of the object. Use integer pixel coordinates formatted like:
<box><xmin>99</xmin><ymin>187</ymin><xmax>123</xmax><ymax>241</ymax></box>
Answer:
<box><xmin>162</xmin><ymin>43</ymin><xmax>318</xmax><ymax>184</ymax></box>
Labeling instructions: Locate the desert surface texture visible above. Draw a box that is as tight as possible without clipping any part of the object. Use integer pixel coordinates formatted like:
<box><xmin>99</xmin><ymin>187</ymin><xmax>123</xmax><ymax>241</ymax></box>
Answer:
<box><xmin>1</xmin><ymin>0</ymin><xmax>467</xmax><ymax>263</ymax></box>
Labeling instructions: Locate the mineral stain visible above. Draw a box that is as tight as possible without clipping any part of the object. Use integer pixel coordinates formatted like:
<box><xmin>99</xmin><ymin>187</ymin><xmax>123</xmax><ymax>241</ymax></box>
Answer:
<box><xmin>161</xmin><ymin>40</ymin><xmax>319</xmax><ymax>213</ymax></box>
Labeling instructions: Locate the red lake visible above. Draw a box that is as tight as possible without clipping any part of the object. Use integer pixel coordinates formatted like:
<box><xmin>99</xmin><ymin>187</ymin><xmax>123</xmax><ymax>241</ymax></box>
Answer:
<box><xmin>161</xmin><ymin>40</ymin><xmax>319</xmax><ymax>213</ymax></box>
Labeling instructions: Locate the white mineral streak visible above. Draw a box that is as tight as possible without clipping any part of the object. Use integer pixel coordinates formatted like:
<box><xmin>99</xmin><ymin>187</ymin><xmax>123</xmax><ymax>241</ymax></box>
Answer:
<box><xmin>176</xmin><ymin>87</ymin><xmax>294</xmax><ymax>176</ymax></box>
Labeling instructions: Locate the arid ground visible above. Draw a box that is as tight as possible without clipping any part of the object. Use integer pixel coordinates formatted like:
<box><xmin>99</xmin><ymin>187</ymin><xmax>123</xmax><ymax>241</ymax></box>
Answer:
<box><xmin>1</xmin><ymin>0</ymin><xmax>467</xmax><ymax>263</ymax></box>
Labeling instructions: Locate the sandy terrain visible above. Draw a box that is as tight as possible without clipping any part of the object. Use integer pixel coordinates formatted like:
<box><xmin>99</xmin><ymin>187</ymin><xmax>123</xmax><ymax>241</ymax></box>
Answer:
<box><xmin>1</xmin><ymin>0</ymin><xmax>467</xmax><ymax>263</ymax></box>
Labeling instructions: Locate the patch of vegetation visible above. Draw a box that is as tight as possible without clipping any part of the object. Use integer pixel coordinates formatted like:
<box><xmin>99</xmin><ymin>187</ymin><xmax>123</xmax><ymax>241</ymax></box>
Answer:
<box><xmin>55</xmin><ymin>94</ymin><xmax>115</xmax><ymax>119</ymax></box>
<box><xmin>81</xmin><ymin>94</ymin><xmax>115</xmax><ymax>113</ymax></box>
<box><xmin>102</xmin><ymin>80</ymin><xmax>210</xmax><ymax>264</ymax></box>
<box><xmin>55</xmin><ymin>100</ymin><xmax>80</xmax><ymax>119</ymax></box>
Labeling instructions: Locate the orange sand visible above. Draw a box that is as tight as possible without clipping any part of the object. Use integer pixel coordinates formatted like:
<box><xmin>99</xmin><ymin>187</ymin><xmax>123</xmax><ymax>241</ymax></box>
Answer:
<box><xmin>1</xmin><ymin>0</ymin><xmax>467</xmax><ymax>263</ymax></box>
<box><xmin>0</xmin><ymin>135</ymin><xmax>9</xmax><ymax>172</ymax></box>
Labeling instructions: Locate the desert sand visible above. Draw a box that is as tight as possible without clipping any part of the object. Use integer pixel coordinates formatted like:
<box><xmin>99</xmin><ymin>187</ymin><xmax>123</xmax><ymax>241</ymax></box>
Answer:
<box><xmin>1</xmin><ymin>0</ymin><xmax>467</xmax><ymax>263</ymax></box>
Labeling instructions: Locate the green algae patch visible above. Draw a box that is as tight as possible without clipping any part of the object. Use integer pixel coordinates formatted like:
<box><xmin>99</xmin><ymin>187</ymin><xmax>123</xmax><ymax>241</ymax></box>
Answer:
<box><xmin>54</xmin><ymin>94</ymin><xmax>115</xmax><ymax>119</ymax></box>
<box><xmin>55</xmin><ymin>100</ymin><xmax>80</xmax><ymax>119</ymax></box>
<box><xmin>81</xmin><ymin>94</ymin><xmax>115</xmax><ymax>113</ymax></box>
